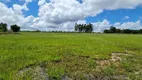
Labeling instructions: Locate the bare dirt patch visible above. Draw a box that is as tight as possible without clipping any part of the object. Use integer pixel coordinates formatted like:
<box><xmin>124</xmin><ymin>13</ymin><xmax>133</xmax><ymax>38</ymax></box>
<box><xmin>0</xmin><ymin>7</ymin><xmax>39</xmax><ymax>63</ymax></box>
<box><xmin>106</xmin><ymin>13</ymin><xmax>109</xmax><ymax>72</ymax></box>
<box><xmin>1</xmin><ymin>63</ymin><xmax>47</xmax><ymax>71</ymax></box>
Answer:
<box><xmin>15</xmin><ymin>52</ymin><xmax>132</xmax><ymax>80</ymax></box>
<box><xmin>96</xmin><ymin>53</ymin><xmax>130</xmax><ymax>66</ymax></box>
<box><xmin>16</xmin><ymin>64</ymin><xmax>48</xmax><ymax>80</ymax></box>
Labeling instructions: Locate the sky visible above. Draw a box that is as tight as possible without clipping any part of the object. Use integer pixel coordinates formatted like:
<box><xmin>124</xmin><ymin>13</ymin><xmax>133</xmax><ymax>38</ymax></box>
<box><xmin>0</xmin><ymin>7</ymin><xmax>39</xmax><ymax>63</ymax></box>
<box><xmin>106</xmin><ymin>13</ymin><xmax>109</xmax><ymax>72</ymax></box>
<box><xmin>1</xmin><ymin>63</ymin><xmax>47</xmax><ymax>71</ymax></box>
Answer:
<box><xmin>0</xmin><ymin>0</ymin><xmax>142</xmax><ymax>32</ymax></box>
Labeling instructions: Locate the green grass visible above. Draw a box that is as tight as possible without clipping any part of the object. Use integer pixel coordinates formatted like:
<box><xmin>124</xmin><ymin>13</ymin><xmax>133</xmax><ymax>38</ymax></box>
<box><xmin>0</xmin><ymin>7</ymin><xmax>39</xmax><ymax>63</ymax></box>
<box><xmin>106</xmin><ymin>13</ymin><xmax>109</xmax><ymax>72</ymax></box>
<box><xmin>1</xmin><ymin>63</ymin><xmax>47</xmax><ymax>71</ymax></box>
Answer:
<box><xmin>0</xmin><ymin>32</ymin><xmax>142</xmax><ymax>80</ymax></box>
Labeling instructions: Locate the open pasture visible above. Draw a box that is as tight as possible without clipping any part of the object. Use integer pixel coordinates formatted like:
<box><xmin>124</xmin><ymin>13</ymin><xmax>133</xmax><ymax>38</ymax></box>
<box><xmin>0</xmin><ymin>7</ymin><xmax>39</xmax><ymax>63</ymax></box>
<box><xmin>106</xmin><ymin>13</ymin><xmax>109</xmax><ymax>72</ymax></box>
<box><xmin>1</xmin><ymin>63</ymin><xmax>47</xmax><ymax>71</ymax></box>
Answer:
<box><xmin>0</xmin><ymin>32</ymin><xmax>142</xmax><ymax>80</ymax></box>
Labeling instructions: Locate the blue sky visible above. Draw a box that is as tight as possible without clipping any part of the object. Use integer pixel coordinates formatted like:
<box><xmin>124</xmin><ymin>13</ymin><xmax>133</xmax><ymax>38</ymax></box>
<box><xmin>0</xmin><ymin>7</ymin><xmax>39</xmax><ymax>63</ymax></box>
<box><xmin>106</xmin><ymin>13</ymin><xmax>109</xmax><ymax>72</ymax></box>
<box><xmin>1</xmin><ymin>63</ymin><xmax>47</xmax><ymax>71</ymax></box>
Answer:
<box><xmin>0</xmin><ymin>0</ymin><xmax>142</xmax><ymax>31</ymax></box>
<box><xmin>6</xmin><ymin>0</ymin><xmax>39</xmax><ymax>17</ymax></box>
<box><xmin>86</xmin><ymin>6</ymin><xmax>142</xmax><ymax>24</ymax></box>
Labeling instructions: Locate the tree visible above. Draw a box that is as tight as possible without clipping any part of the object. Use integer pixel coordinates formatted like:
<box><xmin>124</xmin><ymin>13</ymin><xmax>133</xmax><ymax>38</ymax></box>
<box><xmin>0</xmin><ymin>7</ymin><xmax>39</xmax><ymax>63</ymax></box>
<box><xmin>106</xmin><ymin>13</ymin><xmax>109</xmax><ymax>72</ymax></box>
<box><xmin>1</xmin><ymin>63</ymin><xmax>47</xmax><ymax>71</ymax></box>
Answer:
<box><xmin>110</xmin><ymin>26</ymin><xmax>116</xmax><ymax>33</ymax></box>
<box><xmin>75</xmin><ymin>23</ymin><xmax>78</xmax><ymax>32</ymax></box>
<box><xmin>88</xmin><ymin>23</ymin><xmax>93</xmax><ymax>32</ymax></box>
<box><xmin>104</xmin><ymin>26</ymin><xmax>142</xmax><ymax>34</ymax></box>
<box><xmin>131</xmin><ymin>30</ymin><xmax>139</xmax><ymax>34</ymax></box>
<box><xmin>78</xmin><ymin>24</ymin><xmax>82</xmax><ymax>32</ymax></box>
<box><xmin>74</xmin><ymin>23</ymin><xmax>93</xmax><ymax>33</ymax></box>
<box><xmin>11</xmin><ymin>24</ymin><xmax>20</xmax><ymax>32</ymax></box>
<box><xmin>0</xmin><ymin>23</ymin><xmax>8</xmax><ymax>32</ymax></box>
<box><xmin>139</xmin><ymin>29</ymin><xmax>142</xmax><ymax>34</ymax></box>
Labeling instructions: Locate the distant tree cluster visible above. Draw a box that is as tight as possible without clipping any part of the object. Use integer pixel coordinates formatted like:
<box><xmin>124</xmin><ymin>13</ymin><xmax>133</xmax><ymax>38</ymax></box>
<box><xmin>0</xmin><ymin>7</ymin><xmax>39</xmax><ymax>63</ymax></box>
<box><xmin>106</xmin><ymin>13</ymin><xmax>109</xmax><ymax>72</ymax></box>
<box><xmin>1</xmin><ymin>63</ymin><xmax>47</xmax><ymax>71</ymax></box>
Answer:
<box><xmin>104</xmin><ymin>26</ymin><xmax>142</xmax><ymax>34</ymax></box>
<box><xmin>75</xmin><ymin>23</ymin><xmax>93</xmax><ymax>33</ymax></box>
<box><xmin>0</xmin><ymin>23</ymin><xmax>20</xmax><ymax>32</ymax></box>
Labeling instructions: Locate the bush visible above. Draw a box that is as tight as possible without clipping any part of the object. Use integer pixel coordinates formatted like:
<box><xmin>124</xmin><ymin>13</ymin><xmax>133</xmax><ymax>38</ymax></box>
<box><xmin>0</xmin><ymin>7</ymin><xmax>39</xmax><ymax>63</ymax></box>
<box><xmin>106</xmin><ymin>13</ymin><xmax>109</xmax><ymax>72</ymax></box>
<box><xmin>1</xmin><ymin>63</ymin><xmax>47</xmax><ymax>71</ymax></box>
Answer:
<box><xmin>11</xmin><ymin>25</ymin><xmax>20</xmax><ymax>32</ymax></box>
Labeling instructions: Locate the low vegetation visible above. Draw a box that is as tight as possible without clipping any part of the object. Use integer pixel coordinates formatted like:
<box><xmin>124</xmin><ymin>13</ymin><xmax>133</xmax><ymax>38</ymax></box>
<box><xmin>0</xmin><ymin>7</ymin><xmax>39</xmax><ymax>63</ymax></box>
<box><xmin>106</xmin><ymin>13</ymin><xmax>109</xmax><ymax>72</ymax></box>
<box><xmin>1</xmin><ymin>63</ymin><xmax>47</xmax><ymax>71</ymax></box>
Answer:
<box><xmin>0</xmin><ymin>32</ymin><xmax>142</xmax><ymax>80</ymax></box>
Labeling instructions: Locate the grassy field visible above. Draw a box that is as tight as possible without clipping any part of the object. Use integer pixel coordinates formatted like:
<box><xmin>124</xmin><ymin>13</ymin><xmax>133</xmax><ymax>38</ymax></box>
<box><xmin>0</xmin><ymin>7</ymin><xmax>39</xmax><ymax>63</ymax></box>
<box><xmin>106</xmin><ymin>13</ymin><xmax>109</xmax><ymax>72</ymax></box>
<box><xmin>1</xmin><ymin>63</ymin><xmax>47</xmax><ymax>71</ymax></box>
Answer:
<box><xmin>0</xmin><ymin>32</ymin><xmax>142</xmax><ymax>80</ymax></box>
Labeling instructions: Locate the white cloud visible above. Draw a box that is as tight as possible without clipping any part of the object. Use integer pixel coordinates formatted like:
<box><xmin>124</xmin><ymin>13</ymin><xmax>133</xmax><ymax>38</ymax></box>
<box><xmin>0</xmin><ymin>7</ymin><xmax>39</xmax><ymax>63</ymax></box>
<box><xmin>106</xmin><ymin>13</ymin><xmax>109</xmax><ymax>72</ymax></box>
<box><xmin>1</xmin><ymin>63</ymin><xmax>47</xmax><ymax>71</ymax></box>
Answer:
<box><xmin>0</xmin><ymin>0</ymin><xmax>142</xmax><ymax>31</ymax></box>
<box><xmin>92</xmin><ymin>19</ymin><xmax>111</xmax><ymax>32</ymax></box>
<box><xmin>12</xmin><ymin>4</ymin><xmax>28</xmax><ymax>14</ymax></box>
<box><xmin>77</xmin><ymin>20</ymin><xmax>86</xmax><ymax>24</ymax></box>
<box><xmin>38</xmin><ymin>0</ymin><xmax>84</xmax><ymax>24</ymax></box>
<box><xmin>25</xmin><ymin>0</ymin><xmax>32</xmax><ymax>3</ymax></box>
<box><xmin>82</xmin><ymin>0</ymin><xmax>142</xmax><ymax>16</ymax></box>
<box><xmin>38</xmin><ymin>0</ymin><xmax>46</xmax><ymax>6</ymax></box>
<box><xmin>20</xmin><ymin>0</ymin><xmax>33</xmax><ymax>3</ymax></box>
<box><xmin>115</xmin><ymin>20</ymin><xmax>142</xmax><ymax>30</ymax></box>
<box><xmin>122</xmin><ymin>16</ymin><xmax>130</xmax><ymax>20</ymax></box>
<box><xmin>35</xmin><ymin>0</ymin><xmax>142</xmax><ymax>31</ymax></box>
<box><xmin>0</xmin><ymin>2</ymin><xmax>35</xmax><ymax>30</ymax></box>
<box><xmin>91</xmin><ymin>20</ymin><xmax>142</xmax><ymax>32</ymax></box>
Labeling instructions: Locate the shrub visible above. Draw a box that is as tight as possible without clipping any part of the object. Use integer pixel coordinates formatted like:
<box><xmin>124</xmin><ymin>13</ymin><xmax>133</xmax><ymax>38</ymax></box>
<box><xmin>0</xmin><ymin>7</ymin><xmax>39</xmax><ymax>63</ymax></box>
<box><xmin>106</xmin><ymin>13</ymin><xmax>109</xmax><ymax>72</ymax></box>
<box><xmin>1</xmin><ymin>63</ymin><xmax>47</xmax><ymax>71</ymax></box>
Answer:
<box><xmin>10</xmin><ymin>25</ymin><xmax>20</xmax><ymax>32</ymax></box>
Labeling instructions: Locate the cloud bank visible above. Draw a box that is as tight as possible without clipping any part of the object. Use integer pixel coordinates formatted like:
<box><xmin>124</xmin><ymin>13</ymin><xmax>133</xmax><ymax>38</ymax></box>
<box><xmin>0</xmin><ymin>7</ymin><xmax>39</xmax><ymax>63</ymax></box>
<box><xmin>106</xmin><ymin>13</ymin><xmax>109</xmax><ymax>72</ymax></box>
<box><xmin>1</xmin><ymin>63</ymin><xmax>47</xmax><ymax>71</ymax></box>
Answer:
<box><xmin>0</xmin><ymin>0</ymin><xmax>142</xmax><ymax>32</ymax></box>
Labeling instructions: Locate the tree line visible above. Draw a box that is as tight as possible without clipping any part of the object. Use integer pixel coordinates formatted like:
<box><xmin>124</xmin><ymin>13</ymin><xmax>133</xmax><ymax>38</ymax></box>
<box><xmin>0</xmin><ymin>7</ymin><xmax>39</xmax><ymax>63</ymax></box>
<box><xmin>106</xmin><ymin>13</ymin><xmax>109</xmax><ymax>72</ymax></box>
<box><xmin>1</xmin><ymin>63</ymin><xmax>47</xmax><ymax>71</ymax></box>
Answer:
<box><xmin>104</xmin><ymin>26</ymin><xmax>142</xmax><ymax>34</ymax></box>
<box><xmin>0</xmin><ymin>23</ymin><xmax>20</xmax><ymax>32</ymax></box>
<box><xmin>75</xmin><ymin>23</ymin><xmax>93</xmax><ymax>33</ymax></box>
